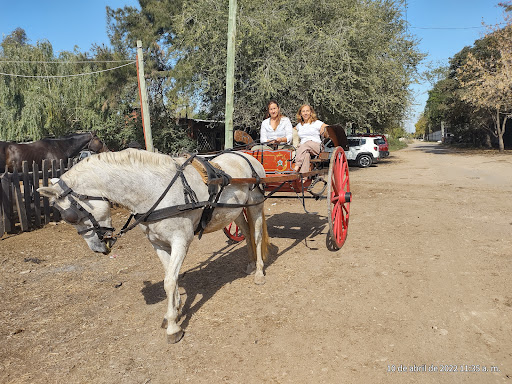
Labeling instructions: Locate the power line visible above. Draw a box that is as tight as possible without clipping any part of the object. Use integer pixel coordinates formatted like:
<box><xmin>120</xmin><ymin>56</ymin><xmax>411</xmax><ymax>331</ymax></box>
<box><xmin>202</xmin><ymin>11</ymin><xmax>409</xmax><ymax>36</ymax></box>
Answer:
<box><xmin>410</xmin><ymin>22</ymin><xmax>508</xmax><ymax>30</ymax></box>
<box><xmin>0</xmin><ymin>61</ymin><xmax>136</xmax><ymax>78</ymax></box>
<box><xmin>0</xmin><ymin>59</ymin><xmax>134</xmax><ymax>64</ymax></box>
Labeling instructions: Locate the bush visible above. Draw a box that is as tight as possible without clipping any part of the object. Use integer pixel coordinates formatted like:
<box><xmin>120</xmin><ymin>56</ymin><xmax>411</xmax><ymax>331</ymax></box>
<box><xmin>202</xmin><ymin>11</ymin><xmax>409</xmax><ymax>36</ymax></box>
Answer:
<box><xmin>388</xmin><ymin>137</ymin><xmax>408</xmax><ymax>151</ymax></box>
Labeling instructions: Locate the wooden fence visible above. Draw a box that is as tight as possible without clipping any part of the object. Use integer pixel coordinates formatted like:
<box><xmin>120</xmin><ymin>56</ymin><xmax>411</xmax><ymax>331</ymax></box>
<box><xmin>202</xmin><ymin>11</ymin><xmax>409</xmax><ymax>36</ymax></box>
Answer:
<box><xmin>0</xmin><ymin>158</ymin><xmax>78</xmax><ymax>237</ymax></box>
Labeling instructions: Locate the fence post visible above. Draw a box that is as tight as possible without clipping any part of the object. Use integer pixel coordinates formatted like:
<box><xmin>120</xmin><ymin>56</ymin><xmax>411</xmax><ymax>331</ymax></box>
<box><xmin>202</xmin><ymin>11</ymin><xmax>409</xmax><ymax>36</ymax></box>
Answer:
<box><xmin>22</xmin><ymin>161</ymin><xmax>32</xmax><ymax>228</ymax></box>
<box><xmin>1</xmin><ymin>170</ymin><xmax>12</xmax><ymax>233</ymax></box>
<box><xmin>33</xmin><ymin>162</ymin><xmax>41</xmax><ymax>228</ymax></box>
<box><xmin>51</xmin><ymin>160</ymin><xmax>60</xmax><ymax>222</ymax></box>
<box><xmin>42</xmin><ymin>160</ymin><xmax>50</xmax><ymax>224</ymax></box>
<box><xmin>12</xmin><ymin>169</ymin><xmax>29</xmax><ymax>232</ymax></box>
<box><xmin>0</xmin><ymin>172</ymin><xmax>5</xmax><ymax>237</ymax></box>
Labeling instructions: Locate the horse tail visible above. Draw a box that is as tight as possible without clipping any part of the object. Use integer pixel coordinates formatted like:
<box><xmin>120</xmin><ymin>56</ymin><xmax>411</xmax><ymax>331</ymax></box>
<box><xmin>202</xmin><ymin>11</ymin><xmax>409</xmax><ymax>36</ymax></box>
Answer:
<box><xmin>246</xmin><ymin>206</ymin><xmax>269</xmax><ymax>263</ymax></box>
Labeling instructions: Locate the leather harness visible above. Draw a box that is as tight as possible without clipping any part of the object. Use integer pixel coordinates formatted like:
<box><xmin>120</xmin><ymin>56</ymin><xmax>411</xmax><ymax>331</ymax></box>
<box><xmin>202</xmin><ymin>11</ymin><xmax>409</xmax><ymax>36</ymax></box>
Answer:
<box><xmin>53</xmin><ymin>151</ymin><xmax>270</xmax><ymax>247</ymax></box>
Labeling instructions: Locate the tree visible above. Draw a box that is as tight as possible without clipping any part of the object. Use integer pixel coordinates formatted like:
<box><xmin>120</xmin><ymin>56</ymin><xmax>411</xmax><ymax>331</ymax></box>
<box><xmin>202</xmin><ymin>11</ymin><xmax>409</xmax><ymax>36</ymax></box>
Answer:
<box><xmin>420</xmin><ymin>34</ymin><xmax>505</xmax><ymax>147</ymax></box>
<box><xmin>108</xmin><ymin>0</ymin><xmax>423</xmax><ymax>134</ymax></box>
<box><xmin>0</xmin><ymin>29</ymin><xmax>122</xmax><ymax>141</ymax></box>
<box><xmin>415</xmin><ymin>113</ymin><xmax>427</xmax><ymax>137</ymax></box>
<box><xmin>456</xmin><ymin>4</ymin><xmax>512</xmax><ymax>151</ymax></box>
<box><xmin>0</xmin><ymin>28</ymin><xmax>193</xmax><ymax>152</ymax></box>
<box><xmin>457</xmin><ymin>29</ymin><xmax>512</xmax><ymax>151</ymax></box>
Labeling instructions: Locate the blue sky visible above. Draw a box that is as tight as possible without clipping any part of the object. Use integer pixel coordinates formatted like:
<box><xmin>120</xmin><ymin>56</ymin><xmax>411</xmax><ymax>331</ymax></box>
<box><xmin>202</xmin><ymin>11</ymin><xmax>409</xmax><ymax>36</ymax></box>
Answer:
<box><xmin>0</xmin><ymin>0</ymin><xmax>139</xmax><ymax>53</ymax></box>
<box><xmin>0</xmin><ymin>1</ymin><xmax>507</xmax><ymax>132</ymax></box>
<box><xmin>405</xmin><ymin>0</ymin><xmax>505</xmax><ymax>131</ymax></box>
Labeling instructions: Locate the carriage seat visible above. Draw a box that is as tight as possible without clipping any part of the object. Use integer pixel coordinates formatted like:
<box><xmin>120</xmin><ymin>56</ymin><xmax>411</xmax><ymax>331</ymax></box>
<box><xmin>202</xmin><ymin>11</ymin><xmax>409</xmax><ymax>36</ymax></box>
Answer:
<box><xmin>234</xmin><ymin>130</ymin><xmax>255</xmax><ymax>147</ymax></box>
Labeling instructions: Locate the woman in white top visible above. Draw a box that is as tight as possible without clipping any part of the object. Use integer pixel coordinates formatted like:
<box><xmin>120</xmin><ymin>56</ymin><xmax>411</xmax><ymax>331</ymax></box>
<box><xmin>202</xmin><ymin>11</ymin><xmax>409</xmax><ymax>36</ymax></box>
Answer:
<box><xmin>293</xmin><ymin>104</ymin><xmax>328</xmax><ymax>173</ymax></box>
<box><xmin>253</xmin><ymin>100</ymin><xmax>293</xmax><ymax>150</ymax></box>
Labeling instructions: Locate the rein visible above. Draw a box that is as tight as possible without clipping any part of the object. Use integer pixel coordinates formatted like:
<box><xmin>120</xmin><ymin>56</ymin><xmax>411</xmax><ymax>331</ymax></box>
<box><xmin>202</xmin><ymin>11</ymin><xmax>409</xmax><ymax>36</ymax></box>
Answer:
<box><xmin>120</xmin><ymin>151</ymin><xmax>265</xmax><ymax>239</ymax></box>
<box><xmin>117</xmin><ymin>153</ymin><xmax>198</xmax><ymax>236</ymax></box>
<box><xmin>54</xmin><ymin>151</ymin><xmax>271</xmax><ymax>249</ymax></box>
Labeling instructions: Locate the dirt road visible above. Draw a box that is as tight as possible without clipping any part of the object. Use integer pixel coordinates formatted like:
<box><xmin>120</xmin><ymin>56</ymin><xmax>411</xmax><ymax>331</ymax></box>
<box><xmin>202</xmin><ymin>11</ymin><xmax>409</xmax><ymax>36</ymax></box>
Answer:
<box><xmin>1</xmin><ymin>141</ymin><xmax>511</xmax><ymax>383</ymax></box>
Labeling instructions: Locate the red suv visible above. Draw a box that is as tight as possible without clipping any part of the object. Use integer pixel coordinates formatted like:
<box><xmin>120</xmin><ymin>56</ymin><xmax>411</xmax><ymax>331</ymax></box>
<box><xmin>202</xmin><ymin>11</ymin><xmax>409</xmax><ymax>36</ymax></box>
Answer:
<box><xmin>352</xmin><ymin>133</ymin><xmax>389</xmax><ymax>158</ymax></box>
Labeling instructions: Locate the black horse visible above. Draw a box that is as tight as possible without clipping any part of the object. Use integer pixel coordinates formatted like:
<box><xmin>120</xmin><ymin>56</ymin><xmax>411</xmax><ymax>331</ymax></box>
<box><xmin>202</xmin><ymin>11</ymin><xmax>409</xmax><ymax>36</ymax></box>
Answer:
<box><xmin>2</xmin><ymin>132</ymin><xmax>108</xmax><ymax>172</ymax></box>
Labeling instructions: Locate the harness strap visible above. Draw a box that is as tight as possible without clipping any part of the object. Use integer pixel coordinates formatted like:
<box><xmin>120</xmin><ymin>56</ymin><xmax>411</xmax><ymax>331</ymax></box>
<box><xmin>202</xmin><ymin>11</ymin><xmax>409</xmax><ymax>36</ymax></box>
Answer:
<box><xmin>188</xmin><ymin>155</ymin><xmax>233</xmax><ymax>238</ymax></box>
<box><xmin>132</xmin><ymin>197</ymin><xmax>267</xmax><ymax>223</ymax></box>
<box><xmin>179</xmin><ymin>167</ymin><xmax>198</xmax><ymax>204</ymax></box>
<box><xmin>117</xmin><ymin>154</ymin><xmax>197</xmax><ymax>236</ymax></box>
<box><xmin>220</xmin><ymin>151</ymin><xmax>261</xmax><ymax>189</ymax></box>
<box><xmin>130</xmin><ymin>178</ymin><xmax>289</xmax><ymax>226</ymax></box>
<box><xmin>57</xmin><ymin>183</ymin><xmax>108</xmax><ymax>202</ymax></box>
<box><xmin>193</xmin><ymin>155</ymin><xmax>232</xmax><ymax>194</ymax></box>
<box><xmin>194</xmin><ymin>183</ymin><xmax>225</xmax><ymax>239</ymax></box>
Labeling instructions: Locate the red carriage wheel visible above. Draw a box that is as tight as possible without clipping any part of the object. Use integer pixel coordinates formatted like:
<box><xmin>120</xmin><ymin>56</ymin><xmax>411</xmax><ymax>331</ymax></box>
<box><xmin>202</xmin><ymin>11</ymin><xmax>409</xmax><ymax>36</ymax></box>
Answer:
<box><xmin>327</xmin><ymin>146</ymin><xmax>351</xmax><ymax>249</ymax></box>
<box><xmin>223</xmin><ymin>209</ymin><xmax>247</xmax><ymax>242</ymax></box>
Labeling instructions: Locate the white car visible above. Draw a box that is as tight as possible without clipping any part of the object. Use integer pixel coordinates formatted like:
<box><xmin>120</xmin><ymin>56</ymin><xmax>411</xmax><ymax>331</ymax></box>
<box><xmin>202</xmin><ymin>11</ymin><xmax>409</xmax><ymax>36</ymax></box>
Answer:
<box><xmin>345</xmin><ymin>136</ymin><xmax>380</xmax><ymax>168</ymax></box>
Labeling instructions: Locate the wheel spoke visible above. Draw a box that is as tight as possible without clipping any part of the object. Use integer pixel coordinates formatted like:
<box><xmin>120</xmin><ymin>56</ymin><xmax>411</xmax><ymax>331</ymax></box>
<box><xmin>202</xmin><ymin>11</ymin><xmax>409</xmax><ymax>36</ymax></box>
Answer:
<box><xmin>334</xmin><ymin>204</ymin><xmax>343</xmax><ymax>243</ymax></box>
<box><xmin>341</xmin><ymin>163</ymin><xmax>349</xmax><ymax>190</ymax></box>
<box><xmin>334</xmin><ymin>155</ymin><xmax>343</xmax><ymax>192</ymax></box>
<box><xmin>327</xmin><ymin>147</ymin><xmax>351</xmax><ymax>249</ymax></box>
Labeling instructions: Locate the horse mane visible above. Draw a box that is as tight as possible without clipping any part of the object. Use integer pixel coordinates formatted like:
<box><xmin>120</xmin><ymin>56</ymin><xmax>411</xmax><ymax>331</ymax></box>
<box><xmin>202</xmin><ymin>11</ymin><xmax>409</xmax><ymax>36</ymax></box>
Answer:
<box><xmin>60</xmin><ymin>149</ymin><xmax>184</xmax><ymax>199</ymax></box>
<box><xmin>79</xmin><ymin>149</ymin><xmax>180</xmax><ymax>171</ymax></box>
<box><xmin>39</xmin><ymin>132</ymin><xmax>93</xmax><ymax>142</ymax></box>
<box><xmin>69</xmin><ymin>149</ymin><xmax>188</xmax><ymax>181</ymax></box>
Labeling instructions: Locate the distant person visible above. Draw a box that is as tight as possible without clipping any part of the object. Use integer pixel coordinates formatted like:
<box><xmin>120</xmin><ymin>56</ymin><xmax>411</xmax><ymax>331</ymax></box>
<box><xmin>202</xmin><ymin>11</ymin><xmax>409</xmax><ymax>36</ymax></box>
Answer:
<box><xmin>252</xmin><ymin>100</ymin><xmax>293</xmax><ymax>150</ymax></box>
<box><xmin>293</xmin><ymin>104</ymin><xmax>328</xmax><ymax>173</ymax></box>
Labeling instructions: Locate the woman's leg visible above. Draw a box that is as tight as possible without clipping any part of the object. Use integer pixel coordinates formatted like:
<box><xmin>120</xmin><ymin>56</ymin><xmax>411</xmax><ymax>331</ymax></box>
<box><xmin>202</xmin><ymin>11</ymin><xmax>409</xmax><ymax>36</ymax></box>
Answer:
<box><xmin>294</xmin><ymin>141</ymin><xmax>321</xmax><ymax>173</ymax></box>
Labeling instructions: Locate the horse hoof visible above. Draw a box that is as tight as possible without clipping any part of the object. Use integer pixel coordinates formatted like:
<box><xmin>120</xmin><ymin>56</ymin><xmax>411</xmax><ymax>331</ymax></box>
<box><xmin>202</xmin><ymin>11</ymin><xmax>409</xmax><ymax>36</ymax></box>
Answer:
<box><xmin>254</xmin><ymin>274</ymin><xmax>266</xmax><ymax>285</ymax></box>
<box><xmin>167</xmin><ymin>330</ymin><xmax>184</xmax><ymax>344</ymax></box>
<box><xmin>161</xmin><ymin>318</ymin><xmax>168</xmax><ymax>329</ymax></box>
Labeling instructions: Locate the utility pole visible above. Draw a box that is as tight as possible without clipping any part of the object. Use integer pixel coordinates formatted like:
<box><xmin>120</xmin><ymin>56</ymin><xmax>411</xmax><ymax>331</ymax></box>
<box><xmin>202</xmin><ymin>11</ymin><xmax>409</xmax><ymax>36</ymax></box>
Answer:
<box><xmin>224</xmin><ymin>0</ymin><xmax>237</xmax><ymax>149</ymax></box>
<box><xmin>136</xmin><ymin>40</ymin><xmax>154</xmax><ymax>152</ymax></box>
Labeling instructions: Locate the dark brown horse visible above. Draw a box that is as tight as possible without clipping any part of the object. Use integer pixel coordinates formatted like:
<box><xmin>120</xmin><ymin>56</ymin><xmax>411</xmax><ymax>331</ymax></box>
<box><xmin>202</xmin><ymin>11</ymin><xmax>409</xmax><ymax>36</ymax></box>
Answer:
<box><xmin>3</xmin><ymin>132</ymin><xmax>108</xmax><ymax>172</ymax></box>
<box><xmin>0</xmin><ymin>141</ymin><xmax>11</xmax><ymax>172</ymax></box>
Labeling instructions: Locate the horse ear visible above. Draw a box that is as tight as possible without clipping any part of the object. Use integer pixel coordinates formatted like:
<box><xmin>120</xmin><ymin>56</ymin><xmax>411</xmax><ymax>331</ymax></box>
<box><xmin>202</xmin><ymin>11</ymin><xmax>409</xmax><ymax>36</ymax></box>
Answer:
<box><xmin>38</xmin><ymin>186</ymin><xmax>60</xmax><ymax>198</ymax></box>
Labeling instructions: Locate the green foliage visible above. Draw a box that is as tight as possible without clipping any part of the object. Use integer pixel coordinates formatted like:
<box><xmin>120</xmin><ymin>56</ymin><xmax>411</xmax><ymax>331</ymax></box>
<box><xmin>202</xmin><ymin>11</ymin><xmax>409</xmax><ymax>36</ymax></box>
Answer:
<box><xmin>387</xmin><ymin>136</ymin><xmax>407</xmax><ymax>151</ymax></box>
<box><xmin>0</xmin><ymin>27</ymin><xmax>192</xmax><ymax>153</ymax></box>
<box><xmin>420</xmin><ymin>6</ymin><xmax>512</xmax><ymax>149</ymax></box>
<box><xmin>414</xmin><ymin>113</ymin><xmax>427</xmax><ymax>136</ymax></box>
<box><xmin>2</xmin><ymin>0</ymin><xmax>423</xmax><ymax>151</ymax></box>
<box><xmin>386</xmin><ymin>125</ymin><xmax>407</xmax><ymax>139</ymax></box>
<box><xmin>0</xmin><ymin>29</ymin><xmax>124</xmax><ymax>141</ymax></box>
<box><xmin>108</xmin><ymin>0</ymin><xmax>422</xmax><ymax>134</ymax></box>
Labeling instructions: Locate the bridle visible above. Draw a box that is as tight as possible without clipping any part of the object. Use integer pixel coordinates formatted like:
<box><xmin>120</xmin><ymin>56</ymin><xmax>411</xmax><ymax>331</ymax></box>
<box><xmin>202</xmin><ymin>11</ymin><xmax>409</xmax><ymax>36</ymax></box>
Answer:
<box><xmin>51</xmin><ymin>180</ymin><xmax>117</xmax><ymax>250</ymax></box>
<box><xmin>49</xmin><ymin>151</ymin><xmax>266</xmax><ymax>252</ymax></box>
<box><xmin>86</xmin><ymin>132</ymin><xmax>108</xmax><ymax>153</ymax></box>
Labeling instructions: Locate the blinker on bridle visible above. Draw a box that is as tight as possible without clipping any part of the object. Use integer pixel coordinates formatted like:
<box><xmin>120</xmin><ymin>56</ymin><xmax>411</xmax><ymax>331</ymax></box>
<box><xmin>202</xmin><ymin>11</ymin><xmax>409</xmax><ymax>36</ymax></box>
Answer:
<box><xmin>52</xmin><ymin>180</ymin><xmax>116</xmax><ymax>249</ymax></box>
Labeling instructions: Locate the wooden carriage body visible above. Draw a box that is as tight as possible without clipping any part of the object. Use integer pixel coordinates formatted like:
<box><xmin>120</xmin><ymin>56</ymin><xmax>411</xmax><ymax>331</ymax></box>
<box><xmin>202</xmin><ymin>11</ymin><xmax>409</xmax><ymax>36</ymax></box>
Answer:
<box><xmin>238</xmin><ymin>124</ymin><xmax>349</xmax><ymax>193</ymax></box>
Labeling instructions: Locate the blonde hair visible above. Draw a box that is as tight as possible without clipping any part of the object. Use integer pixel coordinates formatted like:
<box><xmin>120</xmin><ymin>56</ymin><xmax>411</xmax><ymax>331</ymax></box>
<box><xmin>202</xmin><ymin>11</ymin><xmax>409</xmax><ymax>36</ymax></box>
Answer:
<box><xmin>296</xmin><ymin>104</ymin><xmax>318</xmax><ymax>124</ymax></box>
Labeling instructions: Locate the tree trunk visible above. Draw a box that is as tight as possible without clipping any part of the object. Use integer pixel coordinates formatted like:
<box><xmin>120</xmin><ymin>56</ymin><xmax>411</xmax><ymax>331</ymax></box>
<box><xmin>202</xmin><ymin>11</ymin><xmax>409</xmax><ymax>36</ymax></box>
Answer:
<box><xmin>498</xmin><ymin>115</ymin><xmax>508</xmax><ymax>152</ymax></box>
<box><xmin>484</xmin><ymin>132</ymin><xmax>492</xmax><ymax>148</ymax></box>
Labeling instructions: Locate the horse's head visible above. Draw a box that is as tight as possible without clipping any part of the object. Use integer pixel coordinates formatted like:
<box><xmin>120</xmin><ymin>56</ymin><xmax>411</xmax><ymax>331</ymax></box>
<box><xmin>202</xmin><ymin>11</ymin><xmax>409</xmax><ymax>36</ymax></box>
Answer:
<box><xmin>88</xmin><ymin>133</ymin><xmax>109</xmax><ymax>153</ymax></box>
<box><xmin>38</xmin><ymin>179</ymin><xmax>115</xmax><ymax>254</ymax></box>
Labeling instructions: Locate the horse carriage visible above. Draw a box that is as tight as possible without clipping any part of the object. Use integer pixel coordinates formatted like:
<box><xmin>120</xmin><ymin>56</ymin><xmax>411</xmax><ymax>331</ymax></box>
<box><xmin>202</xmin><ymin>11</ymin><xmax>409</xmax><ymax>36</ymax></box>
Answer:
<box><xmin>37</xmin><ymin>125</ymin><xmax>351</xmax><ymax>343</ymax></box>
<box><xmin>225</xmin><ymin>124</ymin><xmax>351</xmax><ymax>250</ymax></box>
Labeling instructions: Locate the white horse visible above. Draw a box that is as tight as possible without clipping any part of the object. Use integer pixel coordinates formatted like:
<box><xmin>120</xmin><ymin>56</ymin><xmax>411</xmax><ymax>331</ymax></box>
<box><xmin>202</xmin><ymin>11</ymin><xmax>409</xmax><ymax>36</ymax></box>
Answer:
<box><xmin>38</xmin><ymin>149</ymin><xmax>269</xmax><ymax>343</ymax></box>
